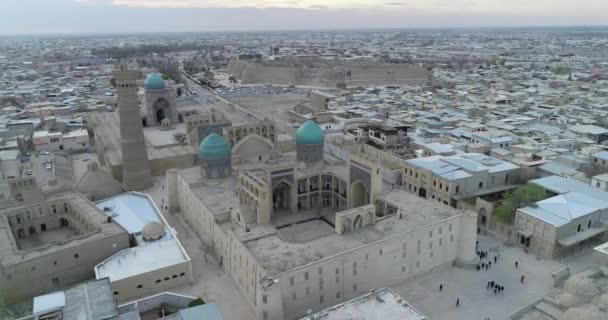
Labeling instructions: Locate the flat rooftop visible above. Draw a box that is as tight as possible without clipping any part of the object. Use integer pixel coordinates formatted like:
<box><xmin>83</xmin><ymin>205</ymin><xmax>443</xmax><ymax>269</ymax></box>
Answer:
<box><xmin>95</xmin><ymin>238</ymin><xmax>189</xmax><ymax>282</ymax></box>
<box><xmin>245</xmin><ymin>189</ymin><xmax>459</xmax><ymax>274</ymax></box>
<box><xmin>301</xmin><ymin>288</ymin><xmax>425</xmax><ymax>320</ymax></box>
<box><xmin>96</xmin><ymin>192</ymin><xmax>168</xmax><ymax>235</ymax></box>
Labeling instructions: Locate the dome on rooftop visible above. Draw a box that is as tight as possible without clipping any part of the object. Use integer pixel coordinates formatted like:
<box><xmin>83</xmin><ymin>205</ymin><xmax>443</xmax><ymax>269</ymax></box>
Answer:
<box><xmin>199</xmin><ymin>133</ymin><xmax>231</xmax><ymax>161</ymax></box>
<box><xmin>144</xmin><ymin>73</ymin><xmax>166</xmax><ymax>90</ymax></box>
<box><xmin>142</xmin><ymin>221</ymin><xmax>165</xmax><ymax>242</ymax></box>
<box><xmin>295</xmin><ymin>119</ymin><xmax>324</xmax><ymax>145</ymax></box>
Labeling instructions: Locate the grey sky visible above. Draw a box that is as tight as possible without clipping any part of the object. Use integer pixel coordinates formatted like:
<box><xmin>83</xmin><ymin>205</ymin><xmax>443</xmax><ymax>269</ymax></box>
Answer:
<box><xmin>0</xmin><ymin>0</ymin><xmax>606</xmax><ymax>35</ymax></box>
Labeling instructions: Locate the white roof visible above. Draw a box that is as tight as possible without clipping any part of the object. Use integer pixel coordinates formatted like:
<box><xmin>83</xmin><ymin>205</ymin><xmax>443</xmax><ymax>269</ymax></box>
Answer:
<box><xmin>95</xmin><ymin>239</ymin><xmax>188</xmax><ymax>282</ymax></box>
<box><xmin>33</xmin><ymin>291</ymin><xmax>66</xmax><ymax>314</ymax></box>
<box><xmin>96</xmin><ymin>193</ymin><xmax>165</xmax><ymax>235</ymax></box>
<box><xmin>301</xmin><ymin>288</ymin><xmax>424</xmax><ymax>320</ymax></box>
<box><xmin>520</xmin><ymin>192</ymin><xmax>608</xmax><ymax>227</ymax></box>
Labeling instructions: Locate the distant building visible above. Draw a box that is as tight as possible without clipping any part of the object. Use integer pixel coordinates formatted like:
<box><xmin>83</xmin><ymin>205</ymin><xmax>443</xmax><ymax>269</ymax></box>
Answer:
<box><xmin>0</xmin><ymin>150</ymin><xmax>22</xmax><ymax>179</ymax></box>
<box><xmin>32</xmin><ymin>129</ymin><xmax>90</xmax><ymax>152</ymax></box>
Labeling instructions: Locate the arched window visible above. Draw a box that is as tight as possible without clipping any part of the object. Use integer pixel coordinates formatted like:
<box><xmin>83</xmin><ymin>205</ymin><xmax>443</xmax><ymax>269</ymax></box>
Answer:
<box><xmin>172</xmin><ymin>275</ymin><xmax>178</xmax><ymax>279</ymax></box>
<box><xmin>155</xmin><ymin>279</ymin><xmax>161</xmax><ymax>283</ymax></box>
<box><xmin>180</xmin><ymin>272</ymin><xmax>186</xmax><ymax>277</ymax></box>
<box><xmin>137</xmin><ymin>285</ymin><xmax>143</xmax><ymax>289</ymax></box>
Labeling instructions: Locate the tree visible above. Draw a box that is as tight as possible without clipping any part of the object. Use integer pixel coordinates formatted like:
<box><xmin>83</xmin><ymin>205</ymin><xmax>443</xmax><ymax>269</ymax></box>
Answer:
<box><xmin>495</xmin><ymin>184</ymin><xmax>549</xmax><ymax>225</ymax></box>
<box><xmin>0</xmin><ymin>288</ymin><xmax>28</xmax><ymax>319</ymax></box>
<box><xmin>188</xmin><ymin>298</ymin><xmax>205</xmax><ymax>308</ymax></box>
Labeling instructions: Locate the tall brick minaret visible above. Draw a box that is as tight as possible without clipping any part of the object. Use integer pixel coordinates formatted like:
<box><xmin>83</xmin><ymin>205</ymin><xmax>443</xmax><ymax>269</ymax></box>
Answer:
<box><xmin>113</xmin><ymin>60</ymin><xmax>153</xmax><ymax>191</ymax></box>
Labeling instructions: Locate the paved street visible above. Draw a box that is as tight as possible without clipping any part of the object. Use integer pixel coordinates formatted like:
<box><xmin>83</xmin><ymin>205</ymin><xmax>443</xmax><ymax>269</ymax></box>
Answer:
<box><xmin>391</xmin><ymin>234</ymin><xmax>596</xmax><ymax>320</ymax></box>
<box><xmin>144</xmin><ymin>177</ymin><xmax>256</xmax><ymax>320</ymax></box>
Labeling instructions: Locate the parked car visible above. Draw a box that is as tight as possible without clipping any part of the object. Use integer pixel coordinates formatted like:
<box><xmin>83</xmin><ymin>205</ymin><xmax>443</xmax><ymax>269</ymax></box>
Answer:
<box><xmin>45</xmin><ymin>164</ymin><xmax>52</xmax><ymax>170</ymax></box>
<box><xmin>25</xmin><ymin>169</ymin><xmax>32</xmax><ymax>175</ymax></box>
<box><xmin>40</xmin><ymin>150</ymin><xmax>50</xmax><ymax>155</ymax></box>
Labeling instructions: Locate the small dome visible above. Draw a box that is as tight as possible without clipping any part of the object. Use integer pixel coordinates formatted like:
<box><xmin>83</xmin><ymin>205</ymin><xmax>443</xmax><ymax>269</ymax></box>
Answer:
<box><xmin>142</xmin><ymin>221</ymin><xmax>165</xmax><ymax>242</ymax></box>
<box><xmin>144</xmin><ymin>73</ymin><xmax>166</xmax><ymax>90</ymax></box>
<box><xmin>199</xmin><ymin>133</ymin><xmax>231</xmax><ymax>161</ymax></box>
<box><xmin>296</xmin><ymin>119</ymin><xmax>324</xmax><ymax>145</ymax></box>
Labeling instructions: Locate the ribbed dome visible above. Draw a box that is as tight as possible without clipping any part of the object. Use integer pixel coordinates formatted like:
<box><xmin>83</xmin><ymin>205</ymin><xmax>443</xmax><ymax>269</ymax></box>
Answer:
<box><xmin>199</xmin><ymin>133</ymin><xmax>231</xmax><ymax>161</ymax></box>
<box><xmin>144</xmin><ymin>73</ymin><xmax>166</xmax><ymax>90</ymax></box>
<box><xmin>142</xmin><ymin>221</ymin><xmax>165</xmax><ymax>242</ymax></box>
<box><xmin>296</xmin><ymin>119</ymin><xmax>324</xmax><ymax>145</ymax></box>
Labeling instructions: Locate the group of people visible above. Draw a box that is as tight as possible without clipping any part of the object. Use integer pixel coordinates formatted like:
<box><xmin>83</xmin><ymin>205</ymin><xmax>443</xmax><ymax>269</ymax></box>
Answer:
<box><xmin>487</xmin><ymin>280</ymin><xmax>505</xmax><ymax>295</ymax></box>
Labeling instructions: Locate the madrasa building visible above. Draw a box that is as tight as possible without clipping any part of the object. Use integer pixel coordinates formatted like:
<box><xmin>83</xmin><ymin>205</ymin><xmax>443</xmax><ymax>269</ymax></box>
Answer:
<box><xmin>166</xmin><ymin>117</ymin><xmax>480</xmax><ymax>320</ymax></box>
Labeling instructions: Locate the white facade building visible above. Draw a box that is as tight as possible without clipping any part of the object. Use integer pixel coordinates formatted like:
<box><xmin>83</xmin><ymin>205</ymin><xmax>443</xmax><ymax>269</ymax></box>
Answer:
<box><xmin>33</xmin><ymin>129</ymin><xmax>90</xmax><ymax>152</ymax></box>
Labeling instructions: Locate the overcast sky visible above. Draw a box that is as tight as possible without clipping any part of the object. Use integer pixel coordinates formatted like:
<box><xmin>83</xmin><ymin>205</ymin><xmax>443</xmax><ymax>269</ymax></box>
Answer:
<box><xmin>0</xmin><ymin>0</ymin><xmax>607</xmax><ymax>35</ymax></box>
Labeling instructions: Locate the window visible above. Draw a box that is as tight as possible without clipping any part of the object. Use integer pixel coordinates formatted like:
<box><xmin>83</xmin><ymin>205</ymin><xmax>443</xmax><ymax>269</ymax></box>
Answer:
<box><xmin>336</xmin><ymin>268</ymin><xmax>340</xmax><ymax>275</ymax></box>
<box><xmin>172</xmin><ymin>275</ymin><xmax>177</xmax><ymax>279</ymax></box>
<box><xmin>353</xmin><ymin>284</ymin><xmax>357</xmax><ymax>292</ymax></box>
<box><xmin>320</xmin><ymin>295</ymin><xmax>324</xmax><ymax>303</ymax></box>
<box><xmin>180</xmin><ymin>272</ymin><xmax>186</xmax><ymax>277</ymax></box>
<box><xmin>505</xmin><ymin>174</ymin><xmax>510</xmax><ymax>184</ymax></box>
<box><xmin>446</xmin><ymin>186</ymin><xmax>449</xmax><ymax>192</ymax></box>
<box><xmin>290</xmin><ymin>277</ymin><xmax>295</xmax><ymax>286</ymax></box>
<box><xmin>402</xmin><ymin>266</ymin><xmax>406</xmax><ymax>272</ymax></box>
<box><xmin>304</xmin><ymin>272</ymin><xmax>309</xmax><ymax>281</ymax></box>
<box><xmin>114</xmin><ymin>291</ymin><xmax>119</xmax><ymax>295</ymax></box>
<box><xmin>336</xmin><ymin>292</ymin><xmax>341</xmax><ymax>299</ymax></box>
<box><xmin>450</xmin><ymin>235</ymin><xmax>454</xmax><ymax>242</ymax></box>
<box><xmin>478</xmin><ymin>182</ymin><xmax>483</xmax><ymax>188</ymax></box>
<box><xmin>137</xmin><ymin>285</ymin><xmax>143</xmax><ymax>289</ymax></box>
<box><xmin>156</xmin><ymin>279</ymin><xmax>161</xmax><ymax>283</ymax></box>
<box><xmin>439</xmin><ymin>183</ymin><xmax>442</xmax><ymax>189</ymax></box>
<box><xmin>449</xmin><ymin>224</ymin><xmax>452</xmax><ymax>232</ymax></box>
<box><xmin>456</xmin><ymin>186</ymin><xmax>460</xmax><ymax>193</ymax></box>
<box><xmin>74</xmin><ymin>254</ymin><xmax>79</xmax><ymax>259</ymax></box>
<box><xmin>379</xmin><ymin>249</ymin><xmax>383</xmax><ymax>255</ymax></box>
<box><xmin>577</xmin><ymin>224</ymin><xmax>582</xmax><ymax>232</ymax></box>
<box><xmin>164</xmin><ymin>277</ymin><xmax>169</xmax><ymax>281</ymax></box>
<box><xmin>318</xmin><ymin>267</ymin><xmax>323</xmax><ymax>275</ymax></box>
<box><xmin>319</xmin><ymin>278</ymin><xmax>324</xmax><ymax>290</ymax></box>
<box><xmin>433</xmin><ymin>180</ymin><xmax>436</xmax><ymax>186</ymax></box>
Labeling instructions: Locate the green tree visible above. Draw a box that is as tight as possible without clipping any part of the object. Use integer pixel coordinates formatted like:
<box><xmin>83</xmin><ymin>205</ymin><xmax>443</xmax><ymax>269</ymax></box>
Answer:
<box><xmin>188</xmin><ymin>298</ymin><xmax>205</xmax><ymax>308</ymax></box>
<box><xmin>0</xmin><ymin>288</ymin><xmax>28</xmax><ymax>319</ymax></box>
<box><xmin>495</xmin><ymin>184</ymin><xmax>549</xmax><ymax>225</ymax></box>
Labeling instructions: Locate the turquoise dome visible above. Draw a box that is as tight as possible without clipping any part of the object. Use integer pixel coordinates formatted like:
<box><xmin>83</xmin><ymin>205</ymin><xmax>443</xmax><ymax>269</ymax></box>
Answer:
<box><xmin>296</xmin><ymin>120</ymin><xmax>324</xmax><ymax>145</ymax></box>
<box><xmin>199</xmin><ymin>134</ymin><xmax>231</xmax><ymax>160</ymax></box>
<box><xmin>144</xmin><ymin>73</ymin><xmax>166</xmax><ymax>90</ymax></box>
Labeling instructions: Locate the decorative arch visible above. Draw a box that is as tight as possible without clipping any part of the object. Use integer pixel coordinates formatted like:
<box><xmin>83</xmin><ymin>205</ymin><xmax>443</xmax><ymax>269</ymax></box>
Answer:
<box><xmin>272</xmin><ymin>179</ymin><xmax>293</xmax><ymax>213</ymax></box>
<box><xmin>350</xmin><ymin>180</ymin><xmax>370</xmax><ymax>208</ymax></box>
<box><xmin>353</xmin><ymin>215</ymin><xmax>363</xmax><ymax>230</ymax></box>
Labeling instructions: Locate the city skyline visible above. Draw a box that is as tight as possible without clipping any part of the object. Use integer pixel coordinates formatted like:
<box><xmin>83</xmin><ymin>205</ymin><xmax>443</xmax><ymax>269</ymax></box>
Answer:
<box><xmin>1</xmin><ymin>0</ymin><xmax>607</xmax><ymax>35</ymax></box>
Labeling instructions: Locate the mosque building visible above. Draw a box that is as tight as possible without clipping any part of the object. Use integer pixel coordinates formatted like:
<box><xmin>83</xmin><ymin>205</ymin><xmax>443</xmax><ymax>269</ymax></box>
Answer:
<box><xmin>167</xmin><ymin>114</ymin><xmax>479</xmax><ymax>320</ymax></box>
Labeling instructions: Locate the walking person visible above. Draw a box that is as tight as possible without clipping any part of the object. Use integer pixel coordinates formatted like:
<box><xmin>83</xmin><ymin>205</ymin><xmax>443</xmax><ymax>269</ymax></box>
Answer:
<box><xmin>456</xmin><ymin>298</ymin><xmax>460</xmax><ymax>308</ymax></box>
<box><xmin>521</xmin><ymin>275</ymin><xmax>525</xmax><ymax>283</ymax></box>
<box><xmin>439</xmin><ymin>284</ymin><xmax>443</xmax><ymax>292</ymax></box>
<box><xmin>494</xmin><ymin>256</ymin><xmax>497</xmax><ymax>263</ymax></box>
<box><xmin>515</xmin><ymin>261</ymin><xmax>519</xmax><ymax>269</ymax></box>
<box><xmin>487</xmin><ymin>281</ymin><xmax>491</xmax><ymax>289</ymax></box>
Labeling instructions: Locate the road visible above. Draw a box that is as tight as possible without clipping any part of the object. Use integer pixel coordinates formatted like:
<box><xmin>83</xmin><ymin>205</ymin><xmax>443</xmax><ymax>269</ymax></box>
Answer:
<box><xmin>29</xmin><ymin>153</ymin><xmax>55</xmax><ymax>186</ymax></box>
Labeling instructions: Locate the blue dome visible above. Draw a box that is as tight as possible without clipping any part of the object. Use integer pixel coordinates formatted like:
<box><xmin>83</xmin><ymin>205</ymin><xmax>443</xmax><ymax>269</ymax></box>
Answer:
<box><xmin>296</xmin><ymin>120</ymin><xmax>324</xmax><ymax>145</ymax></box>
<box><xmin>144</xmin><ymin>73</ymin><xmax>166</xmax><ymax>90</ymax></box>
<box><xmin>199</xmin><ymin>134</ymin><xmax>231</xmax><ymax>161</ymax></box>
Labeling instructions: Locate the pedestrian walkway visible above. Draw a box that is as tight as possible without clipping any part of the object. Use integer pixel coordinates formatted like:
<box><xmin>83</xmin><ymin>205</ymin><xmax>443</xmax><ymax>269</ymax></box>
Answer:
<box><xmin>391</xmin><ymin>234</ymin><xmax>572</xmax><ymax>320</ymax></box>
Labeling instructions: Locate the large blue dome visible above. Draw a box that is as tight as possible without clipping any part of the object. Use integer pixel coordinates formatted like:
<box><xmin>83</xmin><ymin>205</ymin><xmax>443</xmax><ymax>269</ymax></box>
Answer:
<box><xmin>199</xmin><ymin>134</ymin><xmax>231</xmax><ymax>161</ymax></box>
<box><xmin>296</xmin><ymin>120</ymin><xmax>324</xmax><ymax>145</ymax></box>
<box><xmin>144</xmin><ymin>73</ymin><xmax>166</xmax><ymax>90</ymax></box>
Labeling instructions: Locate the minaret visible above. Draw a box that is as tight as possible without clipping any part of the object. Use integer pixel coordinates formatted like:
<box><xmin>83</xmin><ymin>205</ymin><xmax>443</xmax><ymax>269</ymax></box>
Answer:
<box><xmin>113</xmin><ymin>60</ymin><xmax>153</xmax><ymax>191</ymax></box>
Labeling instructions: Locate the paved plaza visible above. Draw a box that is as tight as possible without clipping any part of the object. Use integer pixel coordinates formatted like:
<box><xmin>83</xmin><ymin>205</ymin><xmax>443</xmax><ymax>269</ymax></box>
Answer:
<box><xmin>391</xmin><ymin>234</ymin><xmax>595</xmax><ymax>320</ymax></box>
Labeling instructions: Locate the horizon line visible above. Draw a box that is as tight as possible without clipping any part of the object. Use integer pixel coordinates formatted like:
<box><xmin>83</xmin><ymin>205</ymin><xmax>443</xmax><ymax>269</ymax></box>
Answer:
<box><xmin>1</xmin><ymin>24</ymin><xmax>608</xmax><ymax>38</ymax></box>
